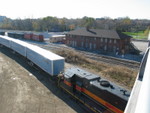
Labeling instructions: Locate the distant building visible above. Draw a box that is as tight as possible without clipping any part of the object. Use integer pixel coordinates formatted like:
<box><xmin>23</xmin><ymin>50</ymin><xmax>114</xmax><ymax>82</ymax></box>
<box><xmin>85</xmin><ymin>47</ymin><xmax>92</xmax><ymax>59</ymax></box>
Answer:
<box><xmin>66</xmin><ymin>28</ymin><xmax>132</xmax><ymax>54</ymax></box>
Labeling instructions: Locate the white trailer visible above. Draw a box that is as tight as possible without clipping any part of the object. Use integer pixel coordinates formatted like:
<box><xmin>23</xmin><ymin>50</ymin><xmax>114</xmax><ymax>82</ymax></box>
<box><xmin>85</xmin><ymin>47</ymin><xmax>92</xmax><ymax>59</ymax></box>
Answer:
<box><xmin>26</xmin><ymin>45</ymin><xmax>64</xmax><ymax>76</ymax></box>
<box><xmin>0</xmin><ymin>35</ymin><xmax>65</xmax><ymax>76</ymax></box>
<box><xmin>11</xmin><ymin>40</ymin><xmax>30</xmax><ymax>57</ymax></box>
<box><xmin>0</xmin><ymin>35</ymin><xmax>12</xmax><ymax>48</ymax></box>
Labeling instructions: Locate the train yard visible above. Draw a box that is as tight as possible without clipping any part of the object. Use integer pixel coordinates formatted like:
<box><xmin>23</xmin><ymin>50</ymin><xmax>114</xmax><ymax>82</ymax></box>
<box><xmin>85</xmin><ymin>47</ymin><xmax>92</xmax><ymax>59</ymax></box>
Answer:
<box><xmin>0</xmin><ymin>35</ymin><xmax>133</xmax><ymax>113</ymax></box>
<box><xmin>0</xmin><ymin>32</ymin><xmax>144</xmax><ymax>113</ymax></box>
<box><xmin>25</xmin><ymin>40</ymin><xmax>140</xmax><ymax>69</ymax></box>
<box><xmin>20</xmin><ymin>39</ymin><xmax>138</xmax><ymax>91</ymax></box>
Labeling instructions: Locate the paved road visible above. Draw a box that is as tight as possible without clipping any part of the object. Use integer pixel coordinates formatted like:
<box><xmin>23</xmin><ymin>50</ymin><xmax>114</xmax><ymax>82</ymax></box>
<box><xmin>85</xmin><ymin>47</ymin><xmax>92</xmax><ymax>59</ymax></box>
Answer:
<box><xmin>132</xmin><ymin>40</ymin><xmax>149</xmax><ymax>53</ymax></box>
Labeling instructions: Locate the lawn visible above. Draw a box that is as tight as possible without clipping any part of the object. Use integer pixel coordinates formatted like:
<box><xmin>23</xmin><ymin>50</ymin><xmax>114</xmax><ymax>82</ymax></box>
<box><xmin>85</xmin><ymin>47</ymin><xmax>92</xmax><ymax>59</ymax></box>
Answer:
<box><xmin>123</xmin><ymin>31</ymin><xmax>148</xmax><ymax>39</ymax></box>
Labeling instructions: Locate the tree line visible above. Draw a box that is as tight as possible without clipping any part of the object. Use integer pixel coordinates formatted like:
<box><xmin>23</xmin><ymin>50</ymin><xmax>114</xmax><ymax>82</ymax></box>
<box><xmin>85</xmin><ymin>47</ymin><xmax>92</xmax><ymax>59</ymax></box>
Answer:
<box><xmin>0</xmin><ymin>16</ymin><xmax>150</xmax><ymax>33</ymax></box>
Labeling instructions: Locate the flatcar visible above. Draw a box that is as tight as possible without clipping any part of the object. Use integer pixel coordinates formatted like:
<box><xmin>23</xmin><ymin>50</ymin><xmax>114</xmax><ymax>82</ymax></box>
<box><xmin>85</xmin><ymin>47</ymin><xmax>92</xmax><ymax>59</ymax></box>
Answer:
<box><xmin>0</xmin><ymin>35</ymin><xmax>130</xmax><ymax>113</ymax></box>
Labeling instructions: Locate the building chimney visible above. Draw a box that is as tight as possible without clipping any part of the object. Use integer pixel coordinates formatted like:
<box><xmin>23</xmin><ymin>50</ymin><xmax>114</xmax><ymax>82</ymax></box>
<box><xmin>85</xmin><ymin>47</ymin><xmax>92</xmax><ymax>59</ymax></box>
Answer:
<box><xmin>86</xmin><ymin>26</ymin><xmax>90</xmax><ymax>31</ymax></box>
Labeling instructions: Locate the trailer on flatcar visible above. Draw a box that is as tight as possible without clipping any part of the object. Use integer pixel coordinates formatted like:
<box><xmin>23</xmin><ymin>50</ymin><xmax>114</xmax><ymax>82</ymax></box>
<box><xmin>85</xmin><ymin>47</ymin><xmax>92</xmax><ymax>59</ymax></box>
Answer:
<box><xmin>0</xmin><ymin>35</ymin><xmax>130</xmax><ymax>113</ymax></box>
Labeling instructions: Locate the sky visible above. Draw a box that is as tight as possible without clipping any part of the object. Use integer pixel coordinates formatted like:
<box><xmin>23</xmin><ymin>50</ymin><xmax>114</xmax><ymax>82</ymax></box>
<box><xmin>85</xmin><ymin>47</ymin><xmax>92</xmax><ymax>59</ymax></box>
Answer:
<box><xmin>0</xmin><ymin>0</ymin><xmax>150</xmax><ymax>19</ymax></box>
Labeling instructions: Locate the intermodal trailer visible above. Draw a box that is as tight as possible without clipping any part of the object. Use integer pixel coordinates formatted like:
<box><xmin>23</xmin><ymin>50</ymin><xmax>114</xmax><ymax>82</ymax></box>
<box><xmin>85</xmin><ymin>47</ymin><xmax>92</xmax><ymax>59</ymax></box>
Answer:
<box><xmin>0</xmin><ymin>31</ymin><xmax>5</xmax><ymax>35</ymax></box>
<box><xmin>32</xmin><ymin>34</ymin><xmax>44</xmax><ymax>42</ymax></box>
<box><xmin>7</xmin><ymin>32</ymin><xmax>16</xmax><ymax>38</ymax></box>
<box><xmin>24</xmin><ymin>33</ymin><xmax>33</xmax><ymax>40</ymax></box>
<box><xmin>14</xmin><ymin>32</ymin><xmax>24</xmax><ymax>39</ymax></box>
<box><xmin>26</xmin><ymin>45</ymin><xmax>64</xmax><ymax>76</ymax></box>
<box><xmin>10</xmin><ymin>39</ymin><xmax>30</xmax><ymax>57</ymax></box>
<box><xmin>0</xmin><ymin>35</ymin><xmax>12</xmax><ymax>48</ymax></box>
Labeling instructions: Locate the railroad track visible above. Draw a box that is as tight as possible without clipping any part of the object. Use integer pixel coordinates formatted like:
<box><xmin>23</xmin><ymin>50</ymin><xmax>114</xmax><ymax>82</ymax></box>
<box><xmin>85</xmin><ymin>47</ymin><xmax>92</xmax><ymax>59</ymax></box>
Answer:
<box><xmin>26</xmin><ymin>41</ymin><xmax>140</xmax><ymax>69</ymax></box>
<box><xmin>76</xmin><ymin>50</ymin><xmax>140</xmax><ymax>69</ymax></box>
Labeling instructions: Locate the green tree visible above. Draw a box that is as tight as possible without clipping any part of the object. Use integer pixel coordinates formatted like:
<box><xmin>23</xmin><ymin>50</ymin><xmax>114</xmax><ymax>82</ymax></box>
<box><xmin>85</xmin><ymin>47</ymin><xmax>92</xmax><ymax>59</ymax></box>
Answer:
<box><xmin>81</xmin><ymin>16</ymin><xmax>96</xmax><ymax>28</ymax></box>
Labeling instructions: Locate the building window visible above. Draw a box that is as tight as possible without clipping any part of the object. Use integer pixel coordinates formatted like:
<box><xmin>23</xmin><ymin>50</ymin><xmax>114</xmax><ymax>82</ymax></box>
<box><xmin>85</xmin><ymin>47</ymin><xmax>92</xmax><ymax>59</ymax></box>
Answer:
<box><xmin>94</xmin><ymin>44</ymin><xmax>96</xmax><ymax>49</ymax></box>
<box><xmin>72</xmin><ymin>41</ymin><xmax>74</xmax><ymax>47</ymax></box>
<box><xmin>86</xmin><ymin>38</ymin><xmax>88</xmax><ymax>42</ymax></box>
<box><xmin>94</xmin><ymin>37</ymin><xmax>96</xmax><ymax>41</ymax></box>
<box><xmin>114</xmin><ymin>39</ymin><xmax>116</xmax><ymax>44</ymax></box>
<box><xmin>74</xmin><ymin>41</ymin><xmax>77</xmax><ymax>47</ymax></box>
<box><xmin>104</xmin><ymin>45</ymin><xmax>107</xmax><ymax>51</ymax></box>
<box><xmin>81</xmin><ymin>42</ymin><xmax>84</xmax><ymax>47</ymax></box>
<box><xmin>90</xmin><ymin>43</ymin><xmax>92</xmax><ymax>50</ymax></box>
<box><xmin>67</xmin><ymin>40</ymin><xmax>69</xmax><ymax>45</ymax></box>
<box><xmin>113</xmin><ymin>46</ymin><xmax>116</xmax><ymax>53</ymax></box>
<box><xmin>105</xmin><ymin>38</ymin><xmax>107</xmax><ymax>43</ymax></box>
<box><xmin>109</xmin><ymin>39</ymin><xmax>112</xmax><ymax>43</ymax></box>
<box><xmin>101</xmin><ymin>38</ymin><xmax>103</xmax><ymax>42</ymax></box>
<box><xmin>86</xmin><ymin>42</ymin><xmax>88</xmax><ymax>48</ymax></box>
<box><xmin>70</xmin><ymin>41</ymin><xmax>72</xmax><ymax>46</ymax></box>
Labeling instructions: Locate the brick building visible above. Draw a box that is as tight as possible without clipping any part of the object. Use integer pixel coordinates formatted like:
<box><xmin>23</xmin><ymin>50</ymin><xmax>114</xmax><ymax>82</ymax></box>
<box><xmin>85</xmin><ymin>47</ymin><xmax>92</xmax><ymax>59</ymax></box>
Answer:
<box><xmin>66</xmin><ymin>28</ymin><xmax>132</xmax><ymax>54</ymax></box>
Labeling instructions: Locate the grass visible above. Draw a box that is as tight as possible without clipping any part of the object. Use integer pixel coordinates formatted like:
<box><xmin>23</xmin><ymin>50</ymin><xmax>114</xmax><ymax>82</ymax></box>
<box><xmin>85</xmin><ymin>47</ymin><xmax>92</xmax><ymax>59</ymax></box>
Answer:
<box><xmin>55</xmin><ymin>49</ymin><xmax>138</xmax><ymax>90</ymax></box>
<box><xmin>123</xmin><ymin>31</ymin><xmax>148</xmax><ymax>39</ymax></box>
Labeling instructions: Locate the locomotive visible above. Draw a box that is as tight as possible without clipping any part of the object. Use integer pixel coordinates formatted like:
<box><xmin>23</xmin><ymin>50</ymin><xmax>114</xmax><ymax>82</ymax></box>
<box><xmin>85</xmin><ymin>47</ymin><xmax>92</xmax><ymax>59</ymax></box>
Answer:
<box><xmin>60</xmin><ymin>68</ymin><xmax>129</xmax><ymax>113</ymax></box>
<box><xmin>0</xmin><ymin>34</ymin><xmax>130</xmax><ymax>113</ymax></box>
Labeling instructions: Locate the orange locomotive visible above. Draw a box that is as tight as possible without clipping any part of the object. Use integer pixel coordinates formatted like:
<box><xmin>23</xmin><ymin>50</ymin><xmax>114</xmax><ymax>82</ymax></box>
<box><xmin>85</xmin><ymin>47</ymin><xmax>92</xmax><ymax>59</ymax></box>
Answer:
<box><xmin>59</xmin><ymin>68</ymin><xmax>130</xmax><ymax>113</ymax></box>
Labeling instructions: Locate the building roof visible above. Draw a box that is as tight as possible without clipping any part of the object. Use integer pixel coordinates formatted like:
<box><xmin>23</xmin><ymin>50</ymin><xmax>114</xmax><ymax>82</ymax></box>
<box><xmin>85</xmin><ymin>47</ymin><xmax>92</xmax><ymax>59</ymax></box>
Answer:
<box><xmin>67</xmin><ymin>28</ymin><xmax>132</xmax><ymax>39</ymax></box>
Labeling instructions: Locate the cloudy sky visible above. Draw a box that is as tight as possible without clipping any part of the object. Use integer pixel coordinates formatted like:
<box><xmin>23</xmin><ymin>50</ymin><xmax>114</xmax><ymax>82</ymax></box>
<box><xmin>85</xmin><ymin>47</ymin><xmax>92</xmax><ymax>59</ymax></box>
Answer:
<box><xmin>0</xmin><ymin>0</ymin><xmax>150</xmax><ymax>19</ymax></box>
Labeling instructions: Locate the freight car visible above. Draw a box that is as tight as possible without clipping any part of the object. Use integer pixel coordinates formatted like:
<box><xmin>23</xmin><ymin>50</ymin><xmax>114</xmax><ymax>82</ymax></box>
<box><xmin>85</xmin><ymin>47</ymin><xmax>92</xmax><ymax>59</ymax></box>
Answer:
<box><xmin>0</xmin><ymin>35</ymin><xmax>130</xmax><ymax>113</ymax></box>
<box><xmin>0</xmin><ymin>35</ymin><xmax>64</xmax><ymax>76</ymax></box>
<box><xmin>26</xmin><ymin>44</ymin><xmax>64</xmax><ymax>75</ymax></box>
<box><xmin>32</xmin><ymin>33</ymin><xmax>44</xmax><ymax>42</ymax></box>
<box><xmin>0</xmin><ymin>31</ymin><xmax>5</xmax><ymax>35</ymax></box>
<box><xmin>8</xmin><ymin>32</ymin><xmax>20</xmax><ymax>39</ymax></box>
<box><xmin>7</xmin><ymin>32</ymin><xmax>24</xmax><ymax>39</ymax></box>
<box><xmin>7</xmin><ymin>32</ymin><xmax>44</xmax><ymax>42</ymax></box>
<box><xmin>24</xmin><ymin>33</ymin><xmax>33</xmax><ymax>40</ymax></box>
<box><xmin>24</xmin><ymin>33</ymin><xmax>44</xmax><ymax>41</ymax></box>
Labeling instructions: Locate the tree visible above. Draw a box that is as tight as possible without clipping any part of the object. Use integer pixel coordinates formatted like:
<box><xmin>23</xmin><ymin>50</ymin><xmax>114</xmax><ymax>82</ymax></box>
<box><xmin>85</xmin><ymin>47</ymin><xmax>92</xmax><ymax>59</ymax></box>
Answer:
<box><xmin>81</xmin><ymin>16</ymin><xmax>96</xmax><ymax>28</ymax></box>
<box><xmin>0</xmin><ymin>16</ymin><xmax>150</xmax><ymax>33</ymax></box>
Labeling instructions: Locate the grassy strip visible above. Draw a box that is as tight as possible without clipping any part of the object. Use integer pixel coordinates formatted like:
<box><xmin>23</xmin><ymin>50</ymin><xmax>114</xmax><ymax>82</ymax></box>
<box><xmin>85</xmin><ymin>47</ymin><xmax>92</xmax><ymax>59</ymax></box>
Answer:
<box><xmin>56</xmin><ymin>50</ymin><xmax>138</xmax><ymax>90</ymax></box>
<box><xmin>123</xmin><ymin>31</ymin><xmax>147</xmax><ymax>39</ymax></box>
